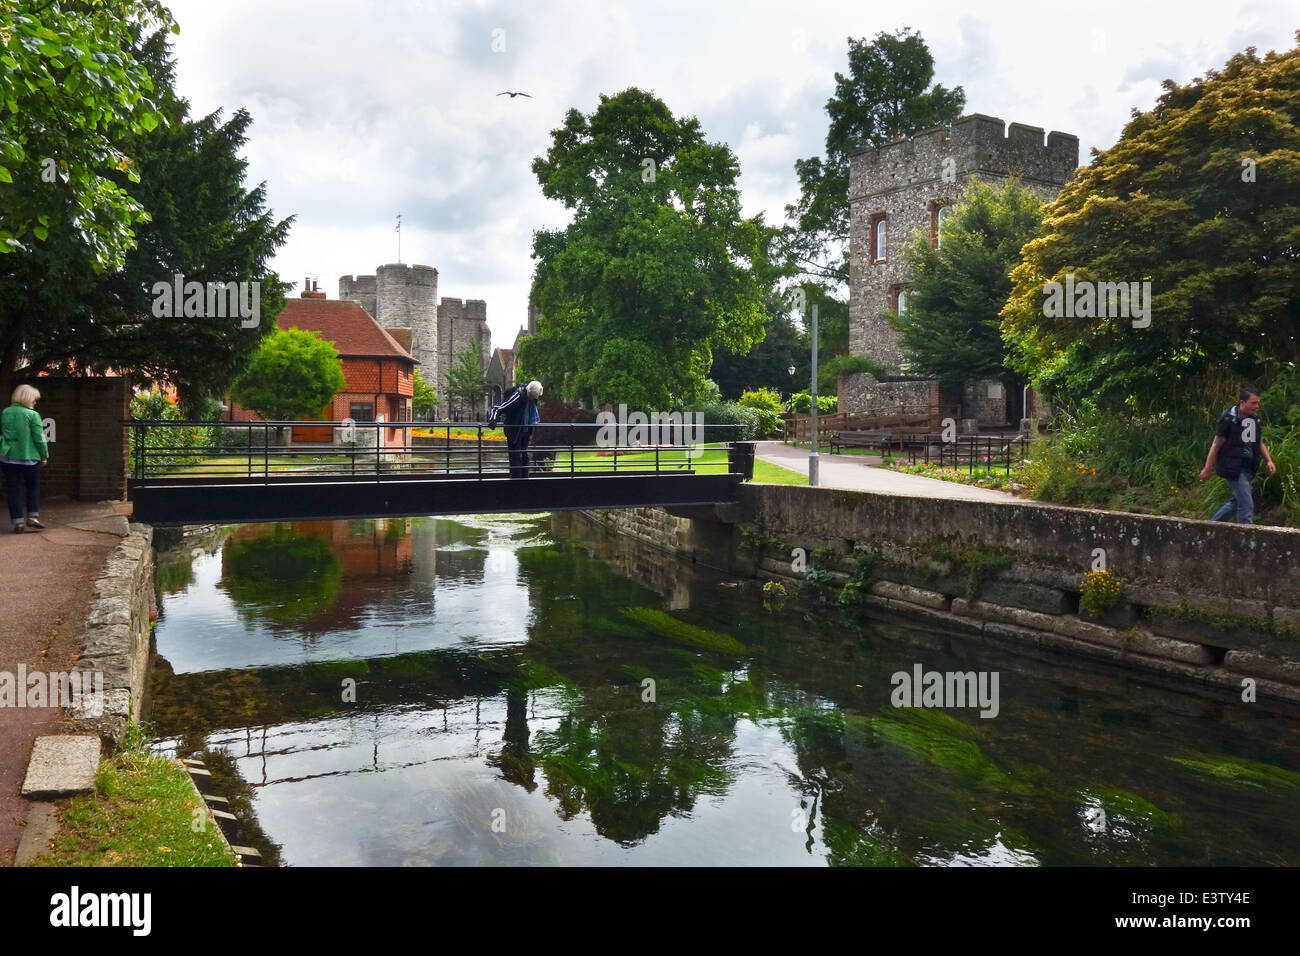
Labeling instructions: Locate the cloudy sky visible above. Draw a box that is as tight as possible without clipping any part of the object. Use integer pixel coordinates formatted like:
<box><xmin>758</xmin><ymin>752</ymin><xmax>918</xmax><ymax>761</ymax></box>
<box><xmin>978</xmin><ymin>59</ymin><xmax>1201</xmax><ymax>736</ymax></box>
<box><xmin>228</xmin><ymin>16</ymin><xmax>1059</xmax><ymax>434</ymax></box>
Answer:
<box><xmin>163</xmin><ymin>0</ymin><xmax>1295</xmax><ymax>348</ymax></box>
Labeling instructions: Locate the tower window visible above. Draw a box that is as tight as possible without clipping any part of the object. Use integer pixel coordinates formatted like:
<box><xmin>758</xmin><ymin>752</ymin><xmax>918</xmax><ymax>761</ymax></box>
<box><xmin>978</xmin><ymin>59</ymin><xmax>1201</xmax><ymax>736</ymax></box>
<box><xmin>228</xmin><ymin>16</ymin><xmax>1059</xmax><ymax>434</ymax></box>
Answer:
<box><xmin>868</xmin><ymin>212</ymin><xmax>888</xmax><ymax>264</ymax></box>
<box><xmin>936</xmin><ymin>204</ymin><xmax>950</xmax><ymax>248</ymax></box>
<box><xmin>891</xmin><ymin>284</ymin><xmax>911</xmax><ymax>313</ymax></box>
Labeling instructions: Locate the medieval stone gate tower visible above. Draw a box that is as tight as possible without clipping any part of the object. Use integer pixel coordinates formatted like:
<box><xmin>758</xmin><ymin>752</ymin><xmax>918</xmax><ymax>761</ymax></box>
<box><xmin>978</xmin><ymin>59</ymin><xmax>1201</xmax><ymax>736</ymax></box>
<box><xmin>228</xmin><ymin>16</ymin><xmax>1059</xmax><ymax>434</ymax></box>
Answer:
<box><xmin>844</xmin><ymin>114</ymin><xmax>1078</xmax><ymax>423</ymax></box>
<box><xmin>339</xmin><ymin>264</ymin><xmax>491</xmax><ymax>409</ymax></box>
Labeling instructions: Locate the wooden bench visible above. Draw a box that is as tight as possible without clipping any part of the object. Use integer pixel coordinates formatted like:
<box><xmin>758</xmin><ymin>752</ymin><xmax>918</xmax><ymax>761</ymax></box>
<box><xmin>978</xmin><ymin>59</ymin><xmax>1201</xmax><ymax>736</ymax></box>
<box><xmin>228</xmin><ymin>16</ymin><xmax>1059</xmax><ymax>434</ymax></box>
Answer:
<box><xmin>830</xmin><ymin>430</ymin><xmax>891</xmax><ymax>454</ymax></box>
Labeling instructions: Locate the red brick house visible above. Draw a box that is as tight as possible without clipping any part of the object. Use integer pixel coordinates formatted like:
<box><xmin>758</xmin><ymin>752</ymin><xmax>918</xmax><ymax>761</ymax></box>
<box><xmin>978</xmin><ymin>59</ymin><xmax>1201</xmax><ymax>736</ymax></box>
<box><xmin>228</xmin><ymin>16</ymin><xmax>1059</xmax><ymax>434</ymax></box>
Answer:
<box><xmin>227</xmin><ymin>288</ymin><xmax>416</xmax><ymax>447</ymax></box>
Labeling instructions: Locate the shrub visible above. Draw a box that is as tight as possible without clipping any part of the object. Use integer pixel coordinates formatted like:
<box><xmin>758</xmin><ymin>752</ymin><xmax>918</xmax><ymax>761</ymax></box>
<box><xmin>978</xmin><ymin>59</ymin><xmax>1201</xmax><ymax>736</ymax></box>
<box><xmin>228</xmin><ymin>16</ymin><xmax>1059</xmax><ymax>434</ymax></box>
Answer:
<box><xmin>789</xmin><ymin>392</ymin><xmax>838</xmax><ymax>415</ymax></box>
<box><xmin>736</xmin><ymin>389</ymin><xmax>785</xmax><ymax>437</ymax></box>
<box><xmin>819</xmin><ymin>354</ymin><xmax>885</xmax><ymax>394</ymax></box>
<box><xmin>690</xmin><ymin>400</ymin><xmax>761</xmax><ymax>440</ymax></box>
<box><xmin>128</xmin><ymin>388</ymin><xmax>218</xmax><ymax>472</ymax></box>
<box><xmin>1080</xmin><ymin>570</ymin><xmax>1124</xmax><ymax>617</ymax></box>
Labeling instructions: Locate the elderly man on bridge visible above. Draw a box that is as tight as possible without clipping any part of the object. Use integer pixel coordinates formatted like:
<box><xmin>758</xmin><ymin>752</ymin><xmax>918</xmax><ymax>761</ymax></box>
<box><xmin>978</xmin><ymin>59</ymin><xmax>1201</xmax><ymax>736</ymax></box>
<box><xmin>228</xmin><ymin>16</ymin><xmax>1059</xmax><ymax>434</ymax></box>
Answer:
<box><xmin>491</xmin><ymin>381</ymin><xmax>543</xmax><ymax>478</ymax></box>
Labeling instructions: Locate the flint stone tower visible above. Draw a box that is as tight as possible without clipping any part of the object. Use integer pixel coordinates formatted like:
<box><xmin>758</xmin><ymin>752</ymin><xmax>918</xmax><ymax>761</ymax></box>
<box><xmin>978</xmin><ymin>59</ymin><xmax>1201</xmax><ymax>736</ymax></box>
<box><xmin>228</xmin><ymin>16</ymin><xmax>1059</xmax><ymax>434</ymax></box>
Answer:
<box><xmin>340</xmin><ymin>264</ymin><xmax>491</xmax><ymax>403</ymax></box>
<box><xmin>844</xmin><ymin>114</ymin><xmax>1078</xmax><ymax>420</ymax></box>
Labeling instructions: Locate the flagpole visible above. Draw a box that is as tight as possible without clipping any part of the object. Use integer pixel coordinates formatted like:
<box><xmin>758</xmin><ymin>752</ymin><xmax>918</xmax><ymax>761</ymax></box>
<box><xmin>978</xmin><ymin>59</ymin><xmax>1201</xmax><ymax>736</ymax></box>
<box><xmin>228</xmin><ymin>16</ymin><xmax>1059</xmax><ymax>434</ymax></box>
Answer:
<box><xmin>396</xmin><ymin>212</ymin><xmax>402</xmax><ymax>263</ymax></box>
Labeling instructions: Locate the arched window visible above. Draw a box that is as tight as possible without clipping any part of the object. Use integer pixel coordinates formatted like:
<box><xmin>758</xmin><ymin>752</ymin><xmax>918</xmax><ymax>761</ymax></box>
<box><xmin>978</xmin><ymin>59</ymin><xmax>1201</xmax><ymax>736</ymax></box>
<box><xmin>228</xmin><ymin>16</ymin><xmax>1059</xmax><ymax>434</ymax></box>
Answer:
<box><xmin>936</xmin><ymin>204</ymin><xmax>951</xmax><ymax>248</ymax></box>
<box><xmin>875</xmin><ymin>217</ymin><xmax>888</xmax><ymax>261</ymax></box>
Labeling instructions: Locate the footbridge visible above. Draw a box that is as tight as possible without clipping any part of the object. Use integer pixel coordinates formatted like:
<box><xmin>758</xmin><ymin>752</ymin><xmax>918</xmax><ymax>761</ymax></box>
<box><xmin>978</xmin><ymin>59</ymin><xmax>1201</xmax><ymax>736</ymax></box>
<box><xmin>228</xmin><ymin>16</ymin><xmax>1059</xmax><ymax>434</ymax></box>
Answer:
<box><xmin>126</xmin><ymin>420</ymin><xmax>753</xmax><ymax>526</ymax></box>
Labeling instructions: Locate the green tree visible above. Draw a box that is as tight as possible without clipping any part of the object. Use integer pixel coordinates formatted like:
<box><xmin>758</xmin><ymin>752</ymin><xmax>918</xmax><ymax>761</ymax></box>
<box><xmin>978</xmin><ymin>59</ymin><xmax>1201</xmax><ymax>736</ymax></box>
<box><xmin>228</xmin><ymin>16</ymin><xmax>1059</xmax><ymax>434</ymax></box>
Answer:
<box><xmin>411</xmin><ymin>367</ymin><xmax>437</xmax><ymax>418</ymax></box>
<box><xmin>229</xmin><ymin>328</ymin><xmax>344</xmax><ymax>421</ymax></box>
<box><xmin>783</xmin><ymin>29</ymin><xmax>965</xmax><ymax>287</ymax></box>
<box><xmin>0</xmin><ymin>22</ymin><xmax>292</xmax><ymax>407</ymax></box>
<box><xmin>444</xmin><ymin>344</ymin><xmax>489</xmax><ymax>418</ymax></box>
<box><xmin>893</xmin><ymin>178</ymin><xmax>1045</xmax><ymax>386</ymax></box>
<box><xmin>0</xmin><ymin>0</ymin><xmax>174</xmax><ymax>269</ymax></box>
<box><xmin>1001</xmin><ymin>37</ymin><xmax>1300</xmax><ymax>413</ymax></box>
<box><xmin>519</xmin><ymin>87</ymin><xmax>777</xmax><ymax>408</ymax></box>
<box><xmin>710</xmin><ymin>305</ymin><xmax>808</xmax><ymax>400</ymax></box>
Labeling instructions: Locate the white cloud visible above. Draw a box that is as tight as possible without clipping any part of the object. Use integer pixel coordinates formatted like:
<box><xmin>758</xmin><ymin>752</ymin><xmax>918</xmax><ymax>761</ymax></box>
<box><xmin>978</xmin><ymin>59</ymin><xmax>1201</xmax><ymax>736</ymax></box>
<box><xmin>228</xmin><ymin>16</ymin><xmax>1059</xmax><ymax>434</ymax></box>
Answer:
<box><xmin>162</xmin><ymin>0</ymin><xmax>1297</xmax><ymax>350</ymax></box>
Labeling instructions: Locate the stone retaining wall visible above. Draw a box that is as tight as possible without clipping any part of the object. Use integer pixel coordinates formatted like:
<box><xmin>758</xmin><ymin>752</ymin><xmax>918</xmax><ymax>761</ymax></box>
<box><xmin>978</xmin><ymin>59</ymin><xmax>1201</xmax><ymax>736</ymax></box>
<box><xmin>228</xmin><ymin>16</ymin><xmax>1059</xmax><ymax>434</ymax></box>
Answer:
<box><xmin>615</xmin><ymin>485</ymin><xmax>1300</xmax><ymax>706</ymax></box>
<box><xmin>72</xmin><ymin>523</ymin><xmax>154</xmax><ymax>746</ymax></box>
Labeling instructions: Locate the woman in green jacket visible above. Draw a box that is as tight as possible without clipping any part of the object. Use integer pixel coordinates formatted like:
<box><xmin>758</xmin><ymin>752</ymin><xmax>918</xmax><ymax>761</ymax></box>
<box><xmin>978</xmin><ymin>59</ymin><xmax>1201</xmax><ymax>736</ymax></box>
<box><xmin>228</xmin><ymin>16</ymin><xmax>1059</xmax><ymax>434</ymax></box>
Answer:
<box><xmin>0</xmin><ymin>384</ymin><xmax>50</xmax><ymax>533</ymax></box>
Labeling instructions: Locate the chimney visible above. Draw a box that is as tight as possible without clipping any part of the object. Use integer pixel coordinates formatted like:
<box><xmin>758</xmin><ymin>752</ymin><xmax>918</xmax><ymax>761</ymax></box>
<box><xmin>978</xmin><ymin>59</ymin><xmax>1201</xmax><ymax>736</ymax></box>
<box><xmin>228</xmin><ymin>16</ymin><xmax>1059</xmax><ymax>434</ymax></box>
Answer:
<box><xmin>300</xmin><ymin>276</ymin><xmax>327</xmax><ymax>299</ymax></box>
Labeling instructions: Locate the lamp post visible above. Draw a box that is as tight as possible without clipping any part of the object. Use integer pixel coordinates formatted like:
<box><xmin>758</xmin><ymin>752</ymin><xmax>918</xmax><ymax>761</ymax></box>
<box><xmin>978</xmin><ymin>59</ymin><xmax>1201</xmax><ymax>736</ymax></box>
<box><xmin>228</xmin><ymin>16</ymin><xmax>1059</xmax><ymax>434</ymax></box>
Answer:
<box><xmin>786</xmin><ymin>364</ymin><xmax>795</xmax><ymax>444</ymax></box>
<box><xmin>809</xmin><ymin>304</ymin><xmax>819</xmax><ymax>486</ymax></box>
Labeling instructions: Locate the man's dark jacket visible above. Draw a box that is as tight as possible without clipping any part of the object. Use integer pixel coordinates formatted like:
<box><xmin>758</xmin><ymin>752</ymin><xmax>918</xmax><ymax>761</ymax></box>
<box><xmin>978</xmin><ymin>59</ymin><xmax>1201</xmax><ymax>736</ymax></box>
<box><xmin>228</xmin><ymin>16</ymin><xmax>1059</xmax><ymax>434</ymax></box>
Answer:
<box><xmin>1214</xmin><ymin>405</ymin><xmax>1261</xmax><ymax>479</ymax></box>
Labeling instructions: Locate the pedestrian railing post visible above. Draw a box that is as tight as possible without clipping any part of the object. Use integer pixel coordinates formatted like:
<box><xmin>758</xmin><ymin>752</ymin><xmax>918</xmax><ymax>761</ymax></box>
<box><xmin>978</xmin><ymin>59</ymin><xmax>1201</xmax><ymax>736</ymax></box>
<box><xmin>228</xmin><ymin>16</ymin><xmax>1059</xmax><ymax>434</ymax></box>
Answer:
<box><xmin>478</xmin><ymin>423</ymin><xmax>483</xmax><ymax>478</ymax></box>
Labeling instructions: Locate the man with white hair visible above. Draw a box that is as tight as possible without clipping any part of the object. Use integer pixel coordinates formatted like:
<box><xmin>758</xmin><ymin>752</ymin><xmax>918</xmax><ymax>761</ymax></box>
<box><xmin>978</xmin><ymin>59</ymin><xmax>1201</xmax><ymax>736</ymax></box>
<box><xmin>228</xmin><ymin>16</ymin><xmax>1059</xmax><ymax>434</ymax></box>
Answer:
<box><xmin>491</xmin><ymin>380</ymin><xmax>543</xmax><ymax>478</ymax></box>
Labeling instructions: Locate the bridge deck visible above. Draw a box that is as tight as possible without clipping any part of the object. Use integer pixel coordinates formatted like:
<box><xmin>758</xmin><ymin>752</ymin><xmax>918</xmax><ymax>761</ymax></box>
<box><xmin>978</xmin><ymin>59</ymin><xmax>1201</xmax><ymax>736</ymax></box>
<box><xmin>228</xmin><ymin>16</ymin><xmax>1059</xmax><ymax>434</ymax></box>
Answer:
<box><xmin>129</xmin><ymin>470</ymin><xmax>741</xmax><ymax>525</ymax></box>
<box><xmin>126</xmin><ymin>419</ymin><xmax>751</xmax><ymax>525</ymax></box>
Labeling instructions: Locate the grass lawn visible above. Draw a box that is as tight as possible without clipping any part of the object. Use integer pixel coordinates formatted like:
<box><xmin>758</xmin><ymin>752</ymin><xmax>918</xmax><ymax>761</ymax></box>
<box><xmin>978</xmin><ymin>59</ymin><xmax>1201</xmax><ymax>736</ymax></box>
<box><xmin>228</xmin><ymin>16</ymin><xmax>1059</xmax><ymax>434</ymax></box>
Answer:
<box><xmin>555</xmin><ymin>444</ymin><xmax>806</xmax><ymax>484</ymax></box>
<box><xmin>27</xmin><ymin>724</ymin><xmax>239</xmax><ymax>867</ymax></box>
<box><xmin>752</xmin><ymin>458</ymin><xmax>808</xmax><ymax>485</ymax></box>
<box><xmin>166</xmin><ymin>454</ymin><xmax>352</xmax><ymax>476</ymax></box>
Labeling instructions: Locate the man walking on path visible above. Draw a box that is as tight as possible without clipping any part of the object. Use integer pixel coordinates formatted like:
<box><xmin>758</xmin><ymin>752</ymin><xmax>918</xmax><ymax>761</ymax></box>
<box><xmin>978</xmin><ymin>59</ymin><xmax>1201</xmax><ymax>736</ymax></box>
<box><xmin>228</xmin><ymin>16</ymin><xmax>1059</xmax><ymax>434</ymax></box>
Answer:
<box><xmin>1200</xmin><ymin>387</ymin><xmax>1276</xmax><ymax>524</ymax></box>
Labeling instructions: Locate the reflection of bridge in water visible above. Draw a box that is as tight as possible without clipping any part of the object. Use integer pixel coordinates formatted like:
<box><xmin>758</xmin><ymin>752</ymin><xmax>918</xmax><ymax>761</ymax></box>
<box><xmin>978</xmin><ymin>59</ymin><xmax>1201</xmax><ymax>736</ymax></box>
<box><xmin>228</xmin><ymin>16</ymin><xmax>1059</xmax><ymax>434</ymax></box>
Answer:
<box><xmin>129</xmin><ymin>420</ymin><xmax>751</xmax><ymax>526</ymax></box>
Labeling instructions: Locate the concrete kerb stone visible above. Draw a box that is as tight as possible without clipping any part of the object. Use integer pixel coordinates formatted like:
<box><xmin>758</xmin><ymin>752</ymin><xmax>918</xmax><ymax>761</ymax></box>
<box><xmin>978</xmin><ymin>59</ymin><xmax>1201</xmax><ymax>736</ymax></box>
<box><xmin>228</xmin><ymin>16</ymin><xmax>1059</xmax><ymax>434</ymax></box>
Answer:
<box><xmin>21</xmin><ymin>736</ymin><xmax>101</xmax><ymax>797</ymax></box>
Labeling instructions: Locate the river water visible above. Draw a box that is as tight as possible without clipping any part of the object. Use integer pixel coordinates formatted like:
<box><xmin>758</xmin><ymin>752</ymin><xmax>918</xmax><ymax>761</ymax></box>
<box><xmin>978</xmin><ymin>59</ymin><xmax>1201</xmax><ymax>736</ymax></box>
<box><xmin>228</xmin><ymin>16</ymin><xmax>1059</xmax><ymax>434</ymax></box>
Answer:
<box><xmin>147</xmin><ymin>514</ymin><xmax>1300</xmax><ymax>866</ymax></box>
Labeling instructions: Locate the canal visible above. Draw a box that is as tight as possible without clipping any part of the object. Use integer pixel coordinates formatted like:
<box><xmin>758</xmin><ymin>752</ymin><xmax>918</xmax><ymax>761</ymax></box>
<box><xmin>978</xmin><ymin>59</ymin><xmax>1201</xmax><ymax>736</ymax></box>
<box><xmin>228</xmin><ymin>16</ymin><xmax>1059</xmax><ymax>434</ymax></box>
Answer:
<box><xmin>147</xmin><ymin>514</ymin><xmax>1300</xmax><ymax>866</ymax></box>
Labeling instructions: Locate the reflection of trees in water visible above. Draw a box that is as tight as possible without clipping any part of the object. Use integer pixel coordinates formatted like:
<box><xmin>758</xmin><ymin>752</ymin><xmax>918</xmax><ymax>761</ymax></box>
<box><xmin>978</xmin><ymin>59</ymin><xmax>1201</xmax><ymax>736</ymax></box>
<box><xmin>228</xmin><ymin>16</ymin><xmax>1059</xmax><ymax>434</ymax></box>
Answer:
<box><xmin>155</xmin><ymin>526</ymin><xmax>235</xmax><ymax>595</ymax></box>
<box><xmin>220</xmin><ymin>524</ymin><xmax>343</xmax><ymax>634</ymax></box>
<box><xmin>500</xmin><ymin>538</ymin><xmax>746</xmax><ymax>844</ymax></box>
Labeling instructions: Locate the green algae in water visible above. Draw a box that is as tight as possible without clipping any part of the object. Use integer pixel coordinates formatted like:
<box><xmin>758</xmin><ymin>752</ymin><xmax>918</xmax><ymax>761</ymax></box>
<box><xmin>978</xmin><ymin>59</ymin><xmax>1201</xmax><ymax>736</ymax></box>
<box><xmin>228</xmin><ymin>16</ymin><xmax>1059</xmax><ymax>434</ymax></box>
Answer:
<box><xmin>619</xmin><ymin>607</ymin><xmax>747</xmax><ymax>655</ymax></box>
<box><xmin>843</xmin><ymin>707</ymin><xmax>1042</xmax><ymax>796</ymax></box>
<box><xmin>1079</xmin><ymin>788</ymin><xmax>1182</xmax><ymax>832</ymax></box>
<box><xmin>1169</xmin><ymin>754</ymin><xmax>1300</xmax><ymax>793</ymax></box>
<box><xmin>821</xmin><ymin>815</ymin><xmax>912</xmax><ymax>867</ymax></box>
<box><xmin>517</xmin><ymin>660</ymin><xmax>571</xmax><ymax>691</ymax></box>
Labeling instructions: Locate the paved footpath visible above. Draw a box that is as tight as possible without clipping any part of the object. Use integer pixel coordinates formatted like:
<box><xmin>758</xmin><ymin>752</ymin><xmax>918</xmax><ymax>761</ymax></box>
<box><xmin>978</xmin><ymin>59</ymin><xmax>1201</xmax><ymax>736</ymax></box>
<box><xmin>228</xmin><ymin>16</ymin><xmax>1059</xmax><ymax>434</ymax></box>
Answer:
<box><xmin>0</xmin><ymin>499</ymin><xmax>131</xmax><ymax>866</ymax></box>
<box><xmin>755</xmin><ymin>441</ymin><xmax>1019</xmax><ymax>503</ymax></box>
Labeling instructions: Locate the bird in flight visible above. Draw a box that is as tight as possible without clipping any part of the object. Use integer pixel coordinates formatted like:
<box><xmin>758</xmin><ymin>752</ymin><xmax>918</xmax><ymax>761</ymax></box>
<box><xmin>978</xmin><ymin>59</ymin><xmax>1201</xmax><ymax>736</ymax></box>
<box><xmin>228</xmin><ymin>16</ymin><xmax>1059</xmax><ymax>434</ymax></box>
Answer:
<box><xmin>497</xmin><ymin>91</ymin><xmax>532</xmax><ymax>98</ymax></box>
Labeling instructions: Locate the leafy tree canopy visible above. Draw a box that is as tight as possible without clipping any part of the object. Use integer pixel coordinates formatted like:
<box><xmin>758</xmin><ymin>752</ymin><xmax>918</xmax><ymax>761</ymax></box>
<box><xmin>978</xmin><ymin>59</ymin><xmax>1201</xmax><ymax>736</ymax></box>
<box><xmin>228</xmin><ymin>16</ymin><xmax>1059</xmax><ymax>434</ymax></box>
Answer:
<box><xmin>1001</xmin><ymin>35</ymin><xmax>1300</xmax><ymax>413</ymax></box>
<box><xmin>893</xmin><ymin>178</ymin><xmax>1045</xmax><ymax>386</ymax></box>
<box><xmin>0</xmin><ymin>0</ymin><xmax>175</xmax><ymax>269</ymax></box>
<box><xmin>444</xmin><ymin>344</ymin><xmax>489</xmax><ymax>415</ymax></box>
<box><xmin>229</xmin><ymin>328</ymin><xmax>344</xmax><ymax>421</ymax></box>
<box><xmin>411</xmin><ymin>367</ymin><xmax>437</xmax><ymax>417</ymax></box>
<box><xmin>783</xmin><ymin>29</ymin><xmax>965</xmax><ymax>287</ymax></box>
<box><xmin>0</xmin><ymin>18</ymin><xmax>292</xmax><ymax>411</ymax></box>
<box><xmin>519</xmin><ymin>87</ymin><xmax>778</xmax><ymax>409</ymax></box>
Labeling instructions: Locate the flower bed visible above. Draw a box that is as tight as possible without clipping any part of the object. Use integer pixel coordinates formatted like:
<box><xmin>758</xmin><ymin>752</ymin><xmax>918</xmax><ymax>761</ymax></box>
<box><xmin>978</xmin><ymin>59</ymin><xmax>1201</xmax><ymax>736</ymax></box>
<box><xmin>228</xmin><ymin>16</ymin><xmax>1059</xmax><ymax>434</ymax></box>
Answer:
<box><xmin>412</xmin><ymin>428</ymin><xmax>506</xmax><ymax>441</ymax></box>
<box><xmin>886</xmin><ymin>458</ymin><xmax>1017</xmax><ymax>490</ymax></box>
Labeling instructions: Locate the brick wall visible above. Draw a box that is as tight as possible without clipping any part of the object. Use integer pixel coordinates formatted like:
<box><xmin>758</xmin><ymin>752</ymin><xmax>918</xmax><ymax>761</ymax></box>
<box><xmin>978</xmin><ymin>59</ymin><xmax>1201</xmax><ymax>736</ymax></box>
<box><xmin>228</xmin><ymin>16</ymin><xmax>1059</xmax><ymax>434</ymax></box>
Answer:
<box><xmin>21</xmin><ymin>377</ymin><xmax>128</xmax><ymax>500</ymax></box>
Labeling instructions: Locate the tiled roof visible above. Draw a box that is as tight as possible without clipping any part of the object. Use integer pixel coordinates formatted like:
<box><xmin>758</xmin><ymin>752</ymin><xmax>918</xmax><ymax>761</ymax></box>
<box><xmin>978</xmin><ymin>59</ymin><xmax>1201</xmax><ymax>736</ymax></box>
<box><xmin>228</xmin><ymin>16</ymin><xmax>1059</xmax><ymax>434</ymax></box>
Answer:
<box><xmin>277</xmin><ymin>299</ymin><xmax>416</xmax><ymax>363</ymax></box>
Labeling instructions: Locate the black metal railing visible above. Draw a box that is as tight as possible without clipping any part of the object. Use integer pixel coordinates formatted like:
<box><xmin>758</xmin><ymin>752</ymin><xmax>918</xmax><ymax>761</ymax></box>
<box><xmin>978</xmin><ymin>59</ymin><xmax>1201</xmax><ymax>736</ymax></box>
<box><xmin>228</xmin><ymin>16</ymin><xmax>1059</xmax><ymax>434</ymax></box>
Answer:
<box><xmin>126</xmin><ymin>419</ymin><xmax>749</xmax><ymax>484</ymax></box>
<box><xmin>898</xmin><ymin>433</ymin><xmax>1031</xmax><ymax>477</ymax></box>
